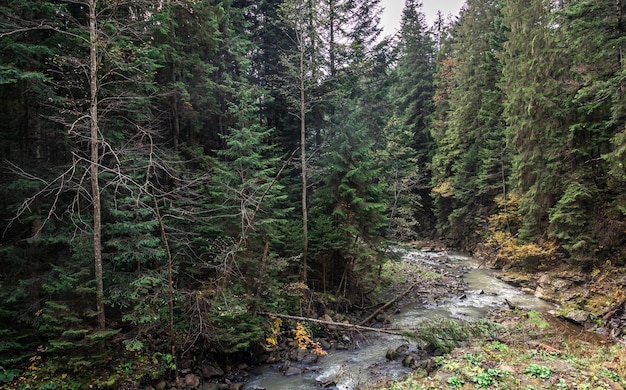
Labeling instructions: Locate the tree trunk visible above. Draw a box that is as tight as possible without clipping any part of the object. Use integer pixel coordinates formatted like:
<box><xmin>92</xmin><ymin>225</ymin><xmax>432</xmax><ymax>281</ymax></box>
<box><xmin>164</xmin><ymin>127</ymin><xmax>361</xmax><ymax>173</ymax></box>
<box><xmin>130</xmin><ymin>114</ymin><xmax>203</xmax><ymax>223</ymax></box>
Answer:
<box><xmin>300</xmin><ymin>33</ymin><xmax>308</xmax><ymax>284</ymax></box>
<box><xmin>89</xmin><ymin>0</ymin><xmax>105</xmax><ymax>330</ymax></box>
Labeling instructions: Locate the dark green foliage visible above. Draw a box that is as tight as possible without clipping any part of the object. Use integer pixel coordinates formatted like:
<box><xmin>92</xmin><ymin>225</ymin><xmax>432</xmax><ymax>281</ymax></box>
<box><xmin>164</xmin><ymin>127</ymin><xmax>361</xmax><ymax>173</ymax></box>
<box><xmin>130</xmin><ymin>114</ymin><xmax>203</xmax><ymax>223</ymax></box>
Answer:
<box><xmin>388</xmin><ymin>0</ymin><xmax>437</xmax><ymax>236</ymax></box>
<box><xmin>310</xmin><ymin>101</ymin><xmax>387</xmax><ymax>295</ymax></box>
<box><xmin>431</xmin><ymin>0</ymin><xmax>508</xmax><ymax>246</ymax></box>
<box><xmin>403</xmin><ymin>319</ymin><xmax>504</xmax><ymax>354</ymax></box>
<box><xmin>501</xmin><ymin>0</ymin><xmax>573</xmax><ymax>241</ymax></box>
<box><xmin>3</xmin><ymin>0</ymin><xmax>626</xmax><ymax>385</ymax></box>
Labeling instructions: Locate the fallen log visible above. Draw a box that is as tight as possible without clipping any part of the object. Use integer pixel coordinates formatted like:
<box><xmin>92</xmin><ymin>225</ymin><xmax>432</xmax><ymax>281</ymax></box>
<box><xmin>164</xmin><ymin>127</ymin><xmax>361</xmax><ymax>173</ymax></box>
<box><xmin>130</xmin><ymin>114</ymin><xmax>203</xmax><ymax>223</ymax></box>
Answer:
<box><xmin>358</xmin><ymin>280</ymin><xmax>421</xmax><ymax>326</ymax></box>
<box><xmin>258</xmin><ymin>312</ymin><xmax>402</xmax><ymax>335</ymax></box>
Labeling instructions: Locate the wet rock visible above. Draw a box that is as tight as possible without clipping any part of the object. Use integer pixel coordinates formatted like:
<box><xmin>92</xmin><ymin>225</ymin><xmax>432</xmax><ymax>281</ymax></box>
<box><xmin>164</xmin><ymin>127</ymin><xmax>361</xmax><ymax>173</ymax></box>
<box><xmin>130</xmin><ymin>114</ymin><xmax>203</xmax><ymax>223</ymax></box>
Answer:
<box><xmin>202</xmin><ymin>363</ymin><xmax>225</xmax><ymax>379</ymax></box>
<box><xmin>319</xmin><ymin>338</ymin><xmax>331</xmax><ymax>350</ymax></box>
<box><xmin>291</xmin><ymin>348</ymin><xmax>319</xmax><ymax>365</ymax></box>
<box><xmin>401</xmin><ymin>355</ymin><xmax>414</xmax><ymax>367</ymax></box>
<box><xmin>386</xmin><ymin>347</ymin><xmax>398</xmax><ymax>360</ymax></box>
<box><xmin>284</xmin><ymin>366</ymin><xmax>303</xmax><ymax>376</ymax></box>
<box><xmin>561</xmin><ymin>309</ymin><xmax>591</xmax><ymax>325</ymax></box>
<box><xmin>199</xmin><ymin>384</ymin><xmax>219</xmax><ymax>390</ymax></box>
<box><xmin>184</xmin><ymin>373</ymin><xmax>201</xmax><ymax>388</ymax></box>
<box><xmin>395</xmin><ymin>344</ymin><xmax>409</xmax><ymax>355</ymax></box>
<box><xmin>229</xmin><ymin>383</ymin><xmax>244</xmax><ymax>390</ymax></box>
<box><xmin>198</xmin><ymin>383</ymin><xmax>220</xmax><ymax>390</ymax></box>
<box><xmin>198</xmin><ymin>384</ymin><xmax>227</xmax><ymax>390</ymax></box>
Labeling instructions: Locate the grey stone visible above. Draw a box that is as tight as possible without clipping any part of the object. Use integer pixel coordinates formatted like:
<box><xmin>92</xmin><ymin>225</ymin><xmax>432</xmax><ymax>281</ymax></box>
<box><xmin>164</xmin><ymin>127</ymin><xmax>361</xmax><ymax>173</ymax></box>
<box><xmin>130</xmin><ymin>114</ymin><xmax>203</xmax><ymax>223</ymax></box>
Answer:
<box><xmin>201</xmin><ymin>363</ymin><xmax>225</xmax><ymax>379</ymax></box>
<box><xmin>284</xmin><ymin>367</ymin><xmax>303</xmax><ymax>376</ymax></box>
<box><xmin>184</xmin><ymin>373</ymin><xmax>201</xmax><ymax>388</ymax></box>
<box><xmin>562</xmin><ymin>309</ymin><xmax>590</xmax><ymax>324</ymax></box>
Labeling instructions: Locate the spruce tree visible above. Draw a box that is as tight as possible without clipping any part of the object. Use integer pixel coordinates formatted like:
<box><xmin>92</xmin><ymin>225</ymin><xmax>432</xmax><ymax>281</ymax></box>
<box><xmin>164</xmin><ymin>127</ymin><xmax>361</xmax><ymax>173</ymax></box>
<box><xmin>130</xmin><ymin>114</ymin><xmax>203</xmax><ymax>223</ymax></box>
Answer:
<box><xmin>310</xmin><ymin>100</ymin><xmax>387</xmax><ymax>296</ymax></box>
<box><xmin>431</xmin><ymin>0</ymin><xmax>508</xmax><ymax>244</ymax></box>
<box><xmin>501</xmin><ymin>0</ymin><xmax>571</xmax><ymax>240</ymax></box>
<box><xmin>389</xmin><ymin>0</ymin><xmax>436</xmax><ymax>235</ymax></box>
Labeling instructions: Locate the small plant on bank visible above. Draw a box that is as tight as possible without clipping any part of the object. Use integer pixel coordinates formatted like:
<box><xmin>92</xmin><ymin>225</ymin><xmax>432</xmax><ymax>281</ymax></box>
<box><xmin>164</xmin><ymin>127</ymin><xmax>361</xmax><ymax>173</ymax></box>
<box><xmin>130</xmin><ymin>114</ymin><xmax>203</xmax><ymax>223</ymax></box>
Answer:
<box><xmin>555</xmin><ymin>378</ymin><xmax>570</xmax><ymax>389</ymax></box>
<box><xmin>464</xmin><ymin>353</ymin><xmax>482</xmax><ymax>365</ymax></box>
<box><xmin>600</xmin><ymin>367</ymin><xmax>625</xmax><ymax>385</ymax></box>
<box><xmin>524</xmin><ymin>363</ymin><xmax>552</xmax><ymax>379</ymax></box>
<box><xmin>294</xmin><ymin>322</ymin><xmax>327</xmax><ymax>356</ymax></box>
<box><xmin>447</xmin><ymin>375</ymin><xmax>465</xmax><ymax>388</ymax></box>
<box><xmin>472</xmin><ymin>369</ymin><xmax>505</xmax><ymax>388</ymax></box>
<box><xmin>0</xmin><ymin>369</ymin><xmax>20</xmax><ymax>383</ymax></box>
<box><xmin>489</xmin><ymin>340</ymin><xmax>508</xmax><ymax>352</ymax></box>
<box><xmin>526</xmin><ymin>311</ymin><xmax>549</xmax><ymax>330</ymax></box>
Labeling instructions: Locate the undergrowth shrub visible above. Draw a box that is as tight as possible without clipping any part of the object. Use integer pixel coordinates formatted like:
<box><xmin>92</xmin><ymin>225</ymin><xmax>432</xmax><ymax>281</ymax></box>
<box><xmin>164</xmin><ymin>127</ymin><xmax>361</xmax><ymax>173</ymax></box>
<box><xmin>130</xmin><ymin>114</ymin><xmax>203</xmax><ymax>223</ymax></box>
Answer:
<box><xmin>402</xmin><ymin>319</ymin><xmax>503</xmax><ymax>354</ymax></box>
<box><xmin>480</xmin><ymin>194</ymin><xmax>559</xmax><ymax>270</ymax></box>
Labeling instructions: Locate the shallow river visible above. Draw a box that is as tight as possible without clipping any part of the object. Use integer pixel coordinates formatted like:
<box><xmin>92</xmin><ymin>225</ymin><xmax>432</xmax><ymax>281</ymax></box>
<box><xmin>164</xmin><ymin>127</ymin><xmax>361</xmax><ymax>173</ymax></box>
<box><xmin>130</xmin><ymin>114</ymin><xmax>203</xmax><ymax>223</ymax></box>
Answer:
<box><xmin>244</xmin><ymin>248</ymin><xmax>554</xmax><ymax>389</ymax></box>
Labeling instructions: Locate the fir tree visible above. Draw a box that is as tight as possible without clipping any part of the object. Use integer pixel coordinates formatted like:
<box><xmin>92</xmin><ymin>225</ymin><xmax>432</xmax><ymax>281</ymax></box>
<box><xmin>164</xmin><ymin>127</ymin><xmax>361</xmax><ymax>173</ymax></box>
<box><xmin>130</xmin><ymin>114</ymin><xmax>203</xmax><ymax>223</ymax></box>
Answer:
<box><xmin>501</xmin><ymin>0</ymin><xmax>571</xmax><ymax>240</ymax></box>
<box><xmin>431</xmin><ymin>0</ymin><xmax>508</xmax><ymax>244</ymax></box>
<box><xmin>389</xmin><ymin>0</ymin><xmax>436</xmax><ymax>235</ymax></box>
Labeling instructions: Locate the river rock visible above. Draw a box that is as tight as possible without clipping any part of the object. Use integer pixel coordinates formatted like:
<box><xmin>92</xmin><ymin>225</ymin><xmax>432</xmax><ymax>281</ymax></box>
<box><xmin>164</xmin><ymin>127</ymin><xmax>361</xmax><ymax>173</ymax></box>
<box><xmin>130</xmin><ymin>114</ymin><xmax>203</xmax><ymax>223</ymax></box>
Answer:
<box><xmin>396</xmin><ymin>344</ymin><xmax>409</xmax><ymax>355</ymax></box>
<box><xmin>229</xmin><ymin>383</ymin><xmax>244</xmax><ymax>390</ymax></box>
<box><xmin>401</xmin><ymin>354</ymin><xmax>414</xmax><ymax>367</ymax></box>
<box><xmin>386</xmin><ymin>347</ymin><xmax>398</xmax><ymax>360</ymax></box>
<box><xmin>184</xmin><ymin>373</ymin><xmax>201</xmax><ymax>388</ymax></box>
<box><xmin>155</xmin><ymin>381</ymin><xmax>167</xmax><ymax>390</ymax></box>
<box><xmin>202</xmin><ymin>363</ymin><xmax>225</xmax><ymax>379</ymax></box>
<box><xmin>561</xmin><ymin>309</ymin><xmax>591</xmax><ymax>325</ymax></box>
<box><xmin>535</xmin><ymin>274</ymin><xmax>575</xmax><ymax>302</ymax></box>
<box><xmin>199</xmin><ymin>384</ymin><xmax>229</xmax><ymax>390</ymax></box>
<box><xmin>319</xmin><ymin>338</ymin><xmax>331</xmax><ymax>350</ymax></box>
<box><xmin>284</xmin><ymin>366</ymin><xmax>303</xmax><ymax>376</ymax></box>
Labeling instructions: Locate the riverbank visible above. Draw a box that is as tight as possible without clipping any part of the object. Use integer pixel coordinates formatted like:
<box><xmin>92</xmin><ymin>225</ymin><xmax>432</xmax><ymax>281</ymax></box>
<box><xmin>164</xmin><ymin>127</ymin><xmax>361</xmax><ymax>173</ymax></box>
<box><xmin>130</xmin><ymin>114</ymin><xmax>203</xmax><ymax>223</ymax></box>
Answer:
<box><xmin>243</xmin><ymin>244</ymin><xmax>566</xmax><ymax>389</ymax></box>
<box><xmin>374</xmin><ymin>243</ymin><xmax>626</xmax><ymax>390</ymax></box>
<box><xmin>377</xmin><ymin>307</ymin><xmax>626</xmax><ymax>389</ymax></box>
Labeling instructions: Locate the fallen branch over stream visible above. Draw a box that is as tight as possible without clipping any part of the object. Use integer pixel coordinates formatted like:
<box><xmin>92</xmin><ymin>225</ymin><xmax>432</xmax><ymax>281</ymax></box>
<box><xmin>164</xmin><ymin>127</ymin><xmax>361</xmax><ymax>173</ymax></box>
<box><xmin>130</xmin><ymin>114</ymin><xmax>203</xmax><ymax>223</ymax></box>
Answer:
<box><xmin>358</xmin><ymin>280</ymin><xmax>421</xmax><ymax>326</ymax></box>
<box><xmin>258</xmin><ymin>312</ymin><xmax>402</xmax><ymax>335</ymax></box>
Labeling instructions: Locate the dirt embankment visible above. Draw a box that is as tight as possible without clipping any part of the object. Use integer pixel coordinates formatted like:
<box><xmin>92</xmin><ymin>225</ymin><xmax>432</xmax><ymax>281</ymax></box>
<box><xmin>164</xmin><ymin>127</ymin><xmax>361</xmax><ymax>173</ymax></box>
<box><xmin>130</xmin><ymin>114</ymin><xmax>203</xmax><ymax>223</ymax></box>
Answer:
<box><xmin>488</xmin><ymin>260</ymin><xmax>626</xmax><ymax>342</ymax></box>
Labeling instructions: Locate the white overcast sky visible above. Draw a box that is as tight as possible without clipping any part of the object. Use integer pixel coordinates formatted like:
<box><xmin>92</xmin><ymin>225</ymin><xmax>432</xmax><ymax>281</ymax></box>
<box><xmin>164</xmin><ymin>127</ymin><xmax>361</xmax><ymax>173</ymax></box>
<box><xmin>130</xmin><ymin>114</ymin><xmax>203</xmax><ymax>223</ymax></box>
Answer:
<box><xmin>379</xmin><ymin>0</ymin><xmax>466</xmax><ymax>36</ymax></box>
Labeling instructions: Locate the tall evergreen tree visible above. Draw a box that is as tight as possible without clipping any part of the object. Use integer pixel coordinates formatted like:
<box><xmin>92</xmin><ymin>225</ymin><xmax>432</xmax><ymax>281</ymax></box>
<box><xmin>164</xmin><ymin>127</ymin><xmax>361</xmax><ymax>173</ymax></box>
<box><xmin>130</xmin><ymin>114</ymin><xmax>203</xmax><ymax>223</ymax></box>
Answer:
<box><xmin>549</xmin><ymin>0</ymin><xmax>625</xmax><ymax>255</ymax></box>
<box><xmin>431</xmin><ymin>0</ymin><xmax>508</xmax><ymax>245</ymax></box>
<box><xmin>501</xmin><ymin>0</ymin><xmax>571</xmax><ymax>240</ymax></box>
<box><xmin>389</xmin><ymin>0</ymin><xmax>437</xmax><ymax>235</ymax></box>
<box><xmin>310</xmin><ymin>101</ymin><xmax>387</xmax><ymax>296</ymax></box>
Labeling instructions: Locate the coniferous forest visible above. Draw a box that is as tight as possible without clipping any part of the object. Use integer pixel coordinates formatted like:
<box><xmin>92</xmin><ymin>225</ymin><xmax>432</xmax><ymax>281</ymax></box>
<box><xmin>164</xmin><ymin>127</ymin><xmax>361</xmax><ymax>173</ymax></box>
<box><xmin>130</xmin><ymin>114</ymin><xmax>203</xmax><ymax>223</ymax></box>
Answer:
<box><xmin>1</xmin><ymin>0</ymin><xmax>626</xmax><ymax>388</ymax></box>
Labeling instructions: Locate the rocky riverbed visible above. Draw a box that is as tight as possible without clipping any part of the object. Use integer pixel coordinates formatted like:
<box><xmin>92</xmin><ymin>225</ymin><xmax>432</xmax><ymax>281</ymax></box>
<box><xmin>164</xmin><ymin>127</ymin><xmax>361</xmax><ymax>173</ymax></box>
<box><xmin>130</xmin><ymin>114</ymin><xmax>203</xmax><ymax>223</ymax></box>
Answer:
<box><xmin>144</xmin><ymin>244</ymin><xmax>626</xmax><ymax>390</ymax></box>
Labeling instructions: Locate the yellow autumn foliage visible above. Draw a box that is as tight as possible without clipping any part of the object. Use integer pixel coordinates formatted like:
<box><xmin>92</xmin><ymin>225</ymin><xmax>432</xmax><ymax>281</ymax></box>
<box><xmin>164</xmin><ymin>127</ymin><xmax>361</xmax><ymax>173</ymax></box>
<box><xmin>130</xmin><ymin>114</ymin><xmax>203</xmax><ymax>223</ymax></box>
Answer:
<box><xmin>265</xmin><ymin>317</ymin><xmax>282</xmax><ymax>350</ymax></box>
<box><xmin>294</xmin><ymin>322</ymin><xmax>327</xmax><ymax>356</ymax></box>
<box><xmin>482</xmin><ymin>194</ymin><xmax>557</xmax><ymax>268</ymax></box>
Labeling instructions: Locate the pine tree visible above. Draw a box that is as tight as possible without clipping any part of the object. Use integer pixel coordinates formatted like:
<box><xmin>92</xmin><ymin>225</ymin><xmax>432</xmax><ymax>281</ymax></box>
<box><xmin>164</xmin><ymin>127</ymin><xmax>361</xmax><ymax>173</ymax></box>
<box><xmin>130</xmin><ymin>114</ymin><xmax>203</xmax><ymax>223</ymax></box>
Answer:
<box><xmin>552</xmin><ymin>0</ymin><xmax>626</xmax><ymax>255</ymax></box>
<box><xmin>310</xmin><ymin>100</ymin><xmax>387</xmax><ymax>296</ymax></box>
<box><xmin>431</xmin><ymin>0</ymin><xmax>508</xmax><ymax>244</ymax></box>
<box><xmin>501</xmin><ymin>0</ymin><xmax>571</xmax><ymax>240</ymax></box>
<box><xmin>389</xmin><ymin>0</ymin><xmax>437</xmax><ymax>235</ymax></box>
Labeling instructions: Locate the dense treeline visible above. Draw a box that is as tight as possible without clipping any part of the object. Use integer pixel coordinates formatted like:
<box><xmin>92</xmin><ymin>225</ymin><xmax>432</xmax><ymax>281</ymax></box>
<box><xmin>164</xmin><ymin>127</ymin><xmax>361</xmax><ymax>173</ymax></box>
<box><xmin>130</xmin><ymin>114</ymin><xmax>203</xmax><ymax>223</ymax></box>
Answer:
<box><xmin>0</xmin><ymin>0</ymin><xmax>625</xmax><ymax>387</ymax></box>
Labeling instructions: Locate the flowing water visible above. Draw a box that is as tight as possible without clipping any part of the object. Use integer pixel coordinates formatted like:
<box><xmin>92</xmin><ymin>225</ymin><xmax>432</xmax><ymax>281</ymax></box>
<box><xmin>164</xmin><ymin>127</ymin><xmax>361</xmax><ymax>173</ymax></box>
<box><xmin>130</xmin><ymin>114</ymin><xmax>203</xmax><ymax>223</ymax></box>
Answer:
<box><xmin>244</xmin><ymin>248</ymin><xmax>554</xmax><ymax>390</ymax></box>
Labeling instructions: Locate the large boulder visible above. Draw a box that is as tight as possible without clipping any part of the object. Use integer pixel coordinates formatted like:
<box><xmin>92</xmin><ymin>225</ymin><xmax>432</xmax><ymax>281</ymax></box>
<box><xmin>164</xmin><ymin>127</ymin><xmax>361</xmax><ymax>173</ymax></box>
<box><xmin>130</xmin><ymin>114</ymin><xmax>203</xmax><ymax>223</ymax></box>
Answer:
<box><xmin>201</xmin><ymin>363</ymin><xmax>225</xmax><ymax>379</ymax></box>
<box><xmin>184</xmin><ymin>373</ymin><xmax>201</xmax><ymax>388</ymax></box>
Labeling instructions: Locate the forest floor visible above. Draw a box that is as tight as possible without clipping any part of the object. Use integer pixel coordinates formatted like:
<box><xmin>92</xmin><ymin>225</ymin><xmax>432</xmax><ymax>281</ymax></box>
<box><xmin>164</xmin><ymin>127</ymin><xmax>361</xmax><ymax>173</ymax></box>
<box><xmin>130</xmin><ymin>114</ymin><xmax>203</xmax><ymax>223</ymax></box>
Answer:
<box><xmin>368</xmin><ymin>243</ymin><xmax>626</xmax><ymax>390</ymax></box>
